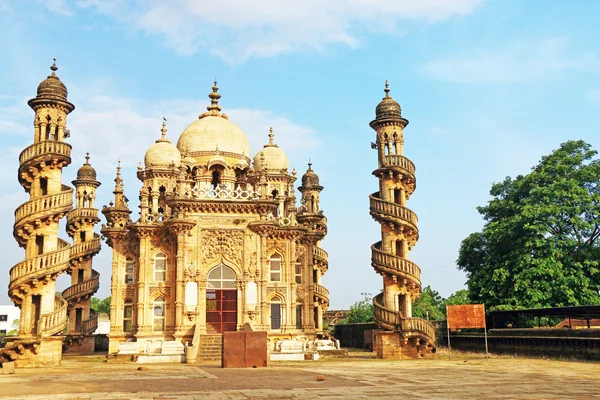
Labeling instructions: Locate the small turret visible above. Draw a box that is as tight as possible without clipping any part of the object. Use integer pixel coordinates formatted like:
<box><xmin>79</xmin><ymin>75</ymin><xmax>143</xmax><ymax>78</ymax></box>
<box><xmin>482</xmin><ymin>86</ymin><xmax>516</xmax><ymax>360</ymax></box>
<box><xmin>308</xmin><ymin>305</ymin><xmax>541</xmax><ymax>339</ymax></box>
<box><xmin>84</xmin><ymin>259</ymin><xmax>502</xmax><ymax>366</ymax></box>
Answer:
<box><xmin>102</xmin><ymin>161</ymin><xmax>132</xmax><ymax>229</ymax></box>
<box><xmin>298</xmin><ymin>161</ymin><xmax>323</xmax><ymax>214</ymax></box>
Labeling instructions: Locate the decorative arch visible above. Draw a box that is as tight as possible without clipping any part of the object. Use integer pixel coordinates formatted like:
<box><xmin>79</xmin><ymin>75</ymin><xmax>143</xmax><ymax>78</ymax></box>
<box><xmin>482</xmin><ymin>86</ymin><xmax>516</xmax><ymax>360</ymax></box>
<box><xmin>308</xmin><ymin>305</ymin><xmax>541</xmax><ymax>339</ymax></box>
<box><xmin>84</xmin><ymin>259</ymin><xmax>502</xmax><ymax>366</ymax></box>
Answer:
<box><xmin>266</xmin><ymin>288</ymin><xmax>286</xmax><ymax>303</ymax></box>
<box><xmin>149</xmin><ymin>287</ymin><xmax>171</xmax><ymax>302</ymax></box>
<box><xmin>207</xmin><ymin>263</ymin><xmax>237</xmax><ymax>289</ymax></box>
<box><xmin>205</xmin><ymin>258</ymin><xmax>242</xmax><ymax>280</ymax></box>
<box><xmin>266</xmin><ymin>246</ymin><xmax>285</xmax><ymax>260</ymax></box>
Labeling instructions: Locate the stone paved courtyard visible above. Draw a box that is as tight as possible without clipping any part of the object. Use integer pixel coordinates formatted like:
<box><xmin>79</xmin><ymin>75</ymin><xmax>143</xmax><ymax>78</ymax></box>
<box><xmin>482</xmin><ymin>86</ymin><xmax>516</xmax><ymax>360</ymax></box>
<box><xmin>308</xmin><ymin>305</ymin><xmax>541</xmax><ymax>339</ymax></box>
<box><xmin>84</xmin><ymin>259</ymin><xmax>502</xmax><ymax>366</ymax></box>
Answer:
<box><xmin>2</xmin><ymin>353</ymin><xmax>600</xmax><ymax>399</ymax></box>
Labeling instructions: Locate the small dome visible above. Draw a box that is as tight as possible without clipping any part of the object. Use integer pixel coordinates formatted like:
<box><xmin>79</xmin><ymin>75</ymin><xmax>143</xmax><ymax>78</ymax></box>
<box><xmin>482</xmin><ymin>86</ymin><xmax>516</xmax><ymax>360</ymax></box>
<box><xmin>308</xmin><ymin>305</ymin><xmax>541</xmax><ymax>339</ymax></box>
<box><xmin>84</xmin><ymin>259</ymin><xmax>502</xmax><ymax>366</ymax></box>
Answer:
<box><xmin>253</xmin><ymin>128</ymin><xmax>289</xmax><ymax>171</ymax></box>
<box><xmin>144</xmin><ymin>121</ymin><xmax>181</xmax><ymax>168</ymax></box>
<box><xmin>36</xmin><ymin>60</ymin><xmax>68</xmax><ymax>101</ymax></box>
<box><xmin>77</xmin><ymin>153</ymin><xmax>97</xmax><ymax>181</ymax></box>
<box><xmin>176</xmin><ymin>83</ymin><xmax>251</xmax><ymax>162</ymax></box>
<box><xmin>375</xmin><ymin>80</ymin><xmax>401</xmax><ymax>120</ymax></box>
<box><xmin>301</xmin><ymin>162</ymin><xmax>320</xmax><ymax>187</ymax></box>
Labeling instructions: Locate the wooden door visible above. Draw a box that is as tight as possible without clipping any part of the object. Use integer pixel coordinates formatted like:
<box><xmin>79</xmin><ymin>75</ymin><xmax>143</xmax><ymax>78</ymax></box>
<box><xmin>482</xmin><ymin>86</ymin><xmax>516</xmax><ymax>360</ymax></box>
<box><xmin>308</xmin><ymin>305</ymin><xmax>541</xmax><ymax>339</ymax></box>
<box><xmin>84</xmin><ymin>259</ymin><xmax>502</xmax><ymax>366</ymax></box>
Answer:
<box><xmin>206</xmin><ymin>289</ymin><xmax>237</xmax><ymax>333</ymax></box>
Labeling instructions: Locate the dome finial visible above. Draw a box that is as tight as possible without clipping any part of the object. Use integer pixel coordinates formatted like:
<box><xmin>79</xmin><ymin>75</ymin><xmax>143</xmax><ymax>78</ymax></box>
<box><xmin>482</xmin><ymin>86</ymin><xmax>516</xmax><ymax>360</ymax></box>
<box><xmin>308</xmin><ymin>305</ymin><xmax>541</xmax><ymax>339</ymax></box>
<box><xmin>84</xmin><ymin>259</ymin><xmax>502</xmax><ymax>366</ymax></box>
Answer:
<box><xmin>51</xmin><ymin>58</ymin><xmax>58</xmax><ymax>73</ymax></box>
<box><xmin>85</xmin><ymin>152</ymin><xmax>90</xmax><ymax>165</ymax></box>
<box><xmin>268</xmin><ymin>127</ymin><xmax>274</xmax><ymax>145</ymax></box>
<box><xmin>206</xmin><ymin>80</ymin><xmax>222</xmax><ymax>113</ymax></box>
<box><xmin>155</xmin><ymin>117</ymin><xmax>171</xmax><ymax>143</ymax></box>
<box><xmin>308</xmin><ymin>159</ymin><xmax>312</xmax><ymax>171</ymax></box>
<box><xmin>384</xmin><ymin>80</ymin><xmax>390</xmax><ymax>98</ymax></box>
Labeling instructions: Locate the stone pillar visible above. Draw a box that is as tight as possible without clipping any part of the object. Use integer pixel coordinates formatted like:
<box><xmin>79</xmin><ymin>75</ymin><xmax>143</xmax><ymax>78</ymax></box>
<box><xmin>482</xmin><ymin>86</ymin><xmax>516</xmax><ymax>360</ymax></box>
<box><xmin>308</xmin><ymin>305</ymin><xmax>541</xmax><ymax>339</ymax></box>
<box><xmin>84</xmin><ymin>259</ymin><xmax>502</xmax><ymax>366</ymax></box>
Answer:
<box><xmin>405</xmin><ymin>294</ymin><xmax>412</xmax><ymax>318</ymax></box>
<box><xmin>317</xmin><ymin>304</ymin><xmax>323</xmax><ymax>330</ymax></box>
<box><xmin>19</xmin><ymin>294</ymin><xmax>32</xmax><ymax>336</ymax></box>
<box><xmin>259</xmin><ymin>235</ymin><xmax>268</xmax><ymax>327</ymax></box>
<box><xmin>175</xmin><ymin>233</ymin><xmax>185</xmax><ymax>331</ymax></box>
<box><xmin>384</xmin><ymin>275</ymin><xmax>396</xmax><ymax>310</ymax></box>
<box><xmin>137</xmin><ymin>235</ymin><xmax>148</xmax><ymax>332</ymax></box>
<box><xmin>197</xmin><ymin>279</ymin><xmax>207</xmax><ymax>334</ymax></box>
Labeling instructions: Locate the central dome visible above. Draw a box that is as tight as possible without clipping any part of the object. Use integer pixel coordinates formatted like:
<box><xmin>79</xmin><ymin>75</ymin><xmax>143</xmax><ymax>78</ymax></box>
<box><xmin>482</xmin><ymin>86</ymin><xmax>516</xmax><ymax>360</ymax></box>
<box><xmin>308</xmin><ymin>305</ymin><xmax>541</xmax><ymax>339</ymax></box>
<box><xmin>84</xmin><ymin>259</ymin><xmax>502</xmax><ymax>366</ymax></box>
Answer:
<box><xmin>177</xmin><ymin>116</ymin><xmax>250</xmax><ymax>158</ymax></box>
<box><xmin>176</xmin><ymin>83</ymin><xmax>251</xmax><ymax>163</ymax></box>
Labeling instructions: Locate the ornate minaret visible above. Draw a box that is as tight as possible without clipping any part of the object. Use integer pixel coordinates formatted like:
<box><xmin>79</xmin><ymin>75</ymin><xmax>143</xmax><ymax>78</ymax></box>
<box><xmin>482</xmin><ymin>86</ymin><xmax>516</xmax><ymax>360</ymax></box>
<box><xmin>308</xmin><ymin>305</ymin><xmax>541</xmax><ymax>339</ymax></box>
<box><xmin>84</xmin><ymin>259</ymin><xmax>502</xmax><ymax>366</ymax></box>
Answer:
<box><xmin>63</xmin><ymin>154</ymin><xmax>102</xmax><ymax>340</ymax></box>
<box><xmin>297</xmin><ymin>162</ymin><xmax>329</xmax><ymax>331</ymax></box>
<box><xmin>7</xmin><ymin>60</ymin><xmax>74</xmax><ymax>366</ymax></box>
<box><xmin>369</xmin><ymin>81</ymin><xmax>435</xmax><ymax>358</ymax></box>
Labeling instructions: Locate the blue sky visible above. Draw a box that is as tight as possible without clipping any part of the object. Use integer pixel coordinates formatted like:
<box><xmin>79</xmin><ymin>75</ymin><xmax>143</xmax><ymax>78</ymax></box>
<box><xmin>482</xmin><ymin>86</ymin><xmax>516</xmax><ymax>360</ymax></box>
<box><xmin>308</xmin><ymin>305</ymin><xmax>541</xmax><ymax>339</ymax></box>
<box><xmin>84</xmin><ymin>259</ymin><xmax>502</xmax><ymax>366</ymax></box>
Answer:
<box><xmin>1</xmin><ymin>0</ymin><xmax>599</xmax><ymax>309</ymax></box>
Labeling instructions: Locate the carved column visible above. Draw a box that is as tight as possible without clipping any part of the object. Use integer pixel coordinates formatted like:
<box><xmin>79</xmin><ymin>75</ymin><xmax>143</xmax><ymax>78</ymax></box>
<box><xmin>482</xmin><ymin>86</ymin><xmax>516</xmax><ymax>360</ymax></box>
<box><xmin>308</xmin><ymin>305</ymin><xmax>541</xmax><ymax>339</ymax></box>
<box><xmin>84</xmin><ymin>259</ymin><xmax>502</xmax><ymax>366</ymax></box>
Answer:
<box><xmin>259</xmin><ymin>235</ymin><xmax>268</xmax><ymax>327</ymax></box>
<box><xmin>175</xmin><ymin>233</ymin><xmax>185</xmax><ymax>331</ymax></box>
<box><xmin>197</xmin><ymin>278</ymin><xmax>207</xmax><ymax>334</ymax></box>
<box><xmin>137</xmin><ymin>233</ymin><xmax>149</xmax><ymax>333</ymax></box>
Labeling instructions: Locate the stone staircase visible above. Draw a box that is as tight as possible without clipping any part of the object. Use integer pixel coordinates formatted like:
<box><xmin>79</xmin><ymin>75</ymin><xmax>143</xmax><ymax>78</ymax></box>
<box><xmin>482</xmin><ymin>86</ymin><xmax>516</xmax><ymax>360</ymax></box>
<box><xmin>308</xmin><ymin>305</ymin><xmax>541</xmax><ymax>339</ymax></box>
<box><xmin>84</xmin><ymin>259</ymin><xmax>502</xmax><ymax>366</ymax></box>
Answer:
<box><xmin>198</xmin><ymin>334</ymin><xmax>223</xmax><ymax>363</ymax></box>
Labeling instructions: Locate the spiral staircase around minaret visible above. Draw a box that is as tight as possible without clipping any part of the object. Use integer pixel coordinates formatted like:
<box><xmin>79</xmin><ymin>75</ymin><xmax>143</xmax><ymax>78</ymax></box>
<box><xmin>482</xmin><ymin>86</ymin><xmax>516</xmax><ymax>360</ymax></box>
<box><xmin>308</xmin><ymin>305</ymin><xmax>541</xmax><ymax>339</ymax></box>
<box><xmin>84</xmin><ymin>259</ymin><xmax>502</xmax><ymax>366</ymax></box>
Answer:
<box><xmin>369</xmin><ymin>83</ymin><xmax>435</xmax><ymax>357</ymax></box>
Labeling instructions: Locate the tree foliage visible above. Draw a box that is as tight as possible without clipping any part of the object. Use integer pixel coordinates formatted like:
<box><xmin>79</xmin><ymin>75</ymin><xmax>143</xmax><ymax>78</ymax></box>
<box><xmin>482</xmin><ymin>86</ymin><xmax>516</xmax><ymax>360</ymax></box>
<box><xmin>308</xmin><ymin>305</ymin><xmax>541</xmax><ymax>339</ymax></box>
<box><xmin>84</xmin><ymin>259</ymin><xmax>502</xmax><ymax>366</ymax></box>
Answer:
<box><xmin>346</xmin><ymin>293</ymin><xmax>374</xmax><ymax>323</ymax></box>
<box><xmin>91</xmin><ymin>296</ymin><xmax>111</xmax><ymax>314</ymax></box>
<box><xmin>458</xmin><ymin>140</ymin><xmax>600</xmax><ymax>309</ymax></box>
<box><xmin>443</xmin><ymin>289</ymin><xmax>470</xmax><ymax>308</ymax></box>
<box><xmin>412</xmin><ymin>286</ymin><xmax>445</xmax><ymax>320</ymax></box>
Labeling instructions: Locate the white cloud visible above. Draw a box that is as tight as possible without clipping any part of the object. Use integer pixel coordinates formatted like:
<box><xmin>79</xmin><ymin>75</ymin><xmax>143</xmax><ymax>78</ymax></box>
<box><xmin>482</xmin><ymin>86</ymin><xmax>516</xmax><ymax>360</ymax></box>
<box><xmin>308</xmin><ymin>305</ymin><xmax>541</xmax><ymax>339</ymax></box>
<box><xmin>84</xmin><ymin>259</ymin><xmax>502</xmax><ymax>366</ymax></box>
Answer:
<box><xmin>587</xmin><ymin>89</ymin><xmax>600</xmax><ymax>101</ymax></box>
<box><xmin>423</xmin><ymin>37</ymin><xmax>600</xmax><ymax>83</ymax></box>
<box><xmin>41</xmin><ymin>0</ymin><xmax>73</xmax><ymax>16</ymax></box>
<box><xmin>66</xmin><ymin>0</ymin><xmax>484</xmax><ymax>62</ymax></box>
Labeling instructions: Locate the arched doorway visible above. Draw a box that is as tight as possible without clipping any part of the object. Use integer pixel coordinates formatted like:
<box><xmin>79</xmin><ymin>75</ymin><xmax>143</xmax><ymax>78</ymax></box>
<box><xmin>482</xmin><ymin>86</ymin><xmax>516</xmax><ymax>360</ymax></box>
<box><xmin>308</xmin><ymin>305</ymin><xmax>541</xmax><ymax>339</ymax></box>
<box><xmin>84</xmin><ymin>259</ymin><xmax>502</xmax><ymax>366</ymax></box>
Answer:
<box><xmin>206</xmin><ymin>264</ymin><xmax>237</xmax><ymax>333</ymax></box>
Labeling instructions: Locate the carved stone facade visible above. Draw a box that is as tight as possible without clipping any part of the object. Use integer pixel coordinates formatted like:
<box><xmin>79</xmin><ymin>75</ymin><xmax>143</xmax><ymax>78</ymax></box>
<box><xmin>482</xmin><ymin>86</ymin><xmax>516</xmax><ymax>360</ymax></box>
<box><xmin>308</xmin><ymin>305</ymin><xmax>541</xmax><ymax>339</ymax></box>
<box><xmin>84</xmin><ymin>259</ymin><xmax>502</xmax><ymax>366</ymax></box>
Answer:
<box><xmin>101</xmin><ymin>86</ymin><xmax>329</xmax><ymax>355</ymax></box>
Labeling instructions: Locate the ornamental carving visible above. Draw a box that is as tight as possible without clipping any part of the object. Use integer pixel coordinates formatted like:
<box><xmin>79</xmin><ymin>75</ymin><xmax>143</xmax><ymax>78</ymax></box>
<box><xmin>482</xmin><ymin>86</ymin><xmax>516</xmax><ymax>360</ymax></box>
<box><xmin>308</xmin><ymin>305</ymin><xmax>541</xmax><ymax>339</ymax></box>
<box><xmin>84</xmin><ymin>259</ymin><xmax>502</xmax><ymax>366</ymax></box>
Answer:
<box><xmin>202</xmin><ymin>229</ymin><xmax>243</xmax><ymax>265</ymax></box>
<box><xmin>266</xmin><ymin>286</ymin><xmax>286</xmax><ymax>299</ymax></box>
<box><xmin>122</xmin><ymin>286</ymin><xmax>136</xmax><ymax>301</ymax></box>
<box><xmin>295</xmin><ymin>242</ymin><xmax>305</xmax><ymax>261</ymax></box>
<box><xmin>196</xmin><ymin>216</ymin><xmax>250</xmax><ymax>227</ymax></box>
<box><xmin>296</xmin><ymin>287</ymin><xmax>306</xmax><ymax>301</ymax></box>
<box><xmin>149</xmin><ymin>286</ymin><xmax>171</xmax><ymax>300</ymax></box>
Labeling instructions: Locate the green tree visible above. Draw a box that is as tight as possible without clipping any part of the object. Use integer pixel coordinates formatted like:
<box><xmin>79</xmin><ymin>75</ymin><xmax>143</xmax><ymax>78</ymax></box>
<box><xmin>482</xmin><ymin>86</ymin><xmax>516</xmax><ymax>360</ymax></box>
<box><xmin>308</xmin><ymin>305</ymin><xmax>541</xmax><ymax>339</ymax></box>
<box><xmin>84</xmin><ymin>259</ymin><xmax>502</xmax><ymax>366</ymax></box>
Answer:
<box><xmin>444</xmin><ymin>289</ymin><xmax>470</xmax><ymax>307</ymax></box>
<box><xmin>412</xmin><ymin>286</ymin><xmax>445</xmax><ymax>320</ymax></box>
<box><xmin>346</xmin><ymin>293</ymin><xmax>374</xmax><ymax>323</ymax></box>
<box><xmin>458</xmin><ymin>140</ymin><xmax>600</xmax><ymax>309</ymax></box>
<box><xmin>91</xmin><ymin>296</ymin><xmax>111</xmax><ymax>314</ymax></box>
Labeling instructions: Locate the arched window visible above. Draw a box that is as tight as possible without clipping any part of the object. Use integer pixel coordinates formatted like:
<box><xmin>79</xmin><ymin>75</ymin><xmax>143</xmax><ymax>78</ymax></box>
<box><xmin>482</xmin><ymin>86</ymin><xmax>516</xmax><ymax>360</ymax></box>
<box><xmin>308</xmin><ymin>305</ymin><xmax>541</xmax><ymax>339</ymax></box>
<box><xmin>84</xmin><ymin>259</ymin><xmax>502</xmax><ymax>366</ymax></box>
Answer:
<box><xmin>270</xmin><ymin>255</ymin><xmax>282</xmax><ymax>282</ymax></box>
<box><xmin>125</xmin><ymin>258</ymin><xmax>134</xmax><ymax>284</ymax></box>
<box><xmin>153</xmin><ymin>297</ymin><xmax>165</xmax><ymax>332</ymax></box>
<box><xmin>123</xmin><ymin>300</ymin><xmax>133</xmax><ymax>333</ymax></box>
<box><xmin>295</xmin><ymin>262</ymin><xmax>302</xmax><ymax>284</ymax></box>
<box><xmin>207</xmin><ymin>264</ymin><xmax>236</xmax><ymax>289</ymax></box>
<box><xmin>270</xmin><ymin>299</ymin><xmax>281</xmax><ymax>330</ymax></box>
<box><xmin>154</xmin><ymin>252</ymin><xmax>167</xmax><ymax>281</ymax></box>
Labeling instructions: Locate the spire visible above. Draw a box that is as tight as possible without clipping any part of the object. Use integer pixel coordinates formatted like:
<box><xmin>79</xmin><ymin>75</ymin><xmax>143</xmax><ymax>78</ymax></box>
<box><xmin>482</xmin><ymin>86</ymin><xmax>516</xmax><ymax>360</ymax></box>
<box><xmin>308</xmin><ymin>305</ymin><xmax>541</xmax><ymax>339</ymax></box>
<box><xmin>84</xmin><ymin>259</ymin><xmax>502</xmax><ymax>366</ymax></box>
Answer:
<box><xmin>84</xmin><ymin>152</ymin><xmax>90</xmax><ymax>165</ymax></box>
<box><xmin>263</xmin><ymin>126</ymin><xmax>279</xmax><ymax>148</ymax></box>
<box><xmin>268</xmin><ymin>127</ymin><xmax>274</xmax><ymax>145</ymax></box>
<box><xmin>50</xmin><ymin>58</ymin><xmax>58</xmax><ymax>75</ymax></box>
<box><xmin>308</xmin><ymin>159</ymin><xmax>312</xmax><ymax>171</ymax></box>
<box><xmin>114</xmin><ymin>160</ymin><xmax>123</xmax><ymax>194</ymax></box>
<box><xmin>384</xmin><ymin>79</ymin><xmax>390</xmax><ymax>99</ymax></box>
<box><xmin>199</xmin><ymin>81</ymin><xmax>224</xmax><ymax>118</ymax></box>
<box><xmin>155</xmin><ymin>117</ymin><xmax>171</xmax><ymax>143</ymax></box>
<box><xmin>111</xmin><ymin>160</ymin><xmax>130</xmax><ymax>210</ymax></box>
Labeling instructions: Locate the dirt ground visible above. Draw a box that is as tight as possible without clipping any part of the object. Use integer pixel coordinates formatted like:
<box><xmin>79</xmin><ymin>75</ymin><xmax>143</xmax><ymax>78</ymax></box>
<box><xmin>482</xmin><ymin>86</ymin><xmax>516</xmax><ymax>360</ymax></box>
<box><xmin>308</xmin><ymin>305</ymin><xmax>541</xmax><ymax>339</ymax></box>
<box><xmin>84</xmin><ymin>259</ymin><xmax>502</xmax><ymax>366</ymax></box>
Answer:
<box><xmin>2</xmin><ymin>351</ymin><xmax>600</xmax><ymax>399</ymax></box>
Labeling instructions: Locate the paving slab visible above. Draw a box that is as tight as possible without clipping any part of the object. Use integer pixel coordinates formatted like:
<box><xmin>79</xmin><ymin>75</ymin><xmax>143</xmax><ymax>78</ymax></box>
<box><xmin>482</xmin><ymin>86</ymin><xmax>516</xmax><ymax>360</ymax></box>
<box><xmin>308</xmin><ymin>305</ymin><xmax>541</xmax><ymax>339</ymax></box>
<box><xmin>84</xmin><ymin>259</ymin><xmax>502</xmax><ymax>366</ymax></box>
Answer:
<box><xmin>1</xmin><ymin>355</ymin><xmax>600</xmax><ymax>399</ymax></box>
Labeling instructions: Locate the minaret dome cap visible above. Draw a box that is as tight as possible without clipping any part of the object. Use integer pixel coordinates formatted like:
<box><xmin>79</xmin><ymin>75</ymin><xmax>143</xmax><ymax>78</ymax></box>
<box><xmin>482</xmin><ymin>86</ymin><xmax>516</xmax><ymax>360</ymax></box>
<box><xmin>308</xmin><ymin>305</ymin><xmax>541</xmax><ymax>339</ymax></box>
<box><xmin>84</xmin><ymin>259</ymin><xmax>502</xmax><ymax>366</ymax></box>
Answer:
<box><xmin>375</xmin><ymin>80</ymin><xmax>402</xmax><ymax>120</ymax></box>
<box><xmin>77</xmin><ymin>153</ymin><xmax>97</xmax><ymax>181</ymax></box>
<box><xmin>35</xmin><ymin>58</ymin><xmax>68</xmax><ymax>101</ymax></box>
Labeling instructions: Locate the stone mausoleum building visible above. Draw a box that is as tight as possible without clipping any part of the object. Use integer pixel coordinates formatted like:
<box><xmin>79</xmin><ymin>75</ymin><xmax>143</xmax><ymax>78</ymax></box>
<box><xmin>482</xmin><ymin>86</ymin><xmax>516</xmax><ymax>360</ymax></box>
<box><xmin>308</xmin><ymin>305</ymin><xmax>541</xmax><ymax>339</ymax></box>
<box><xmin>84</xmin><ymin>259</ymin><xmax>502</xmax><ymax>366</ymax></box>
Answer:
<box><xmin>2</xmin><ymin>62</ymin><xmax>329</xmax><ymax>366</ymax></box>
<box><xmin>101</xmin><ymin>83</ymin><xmax>329</xmax><ymax>357</ymax></box>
